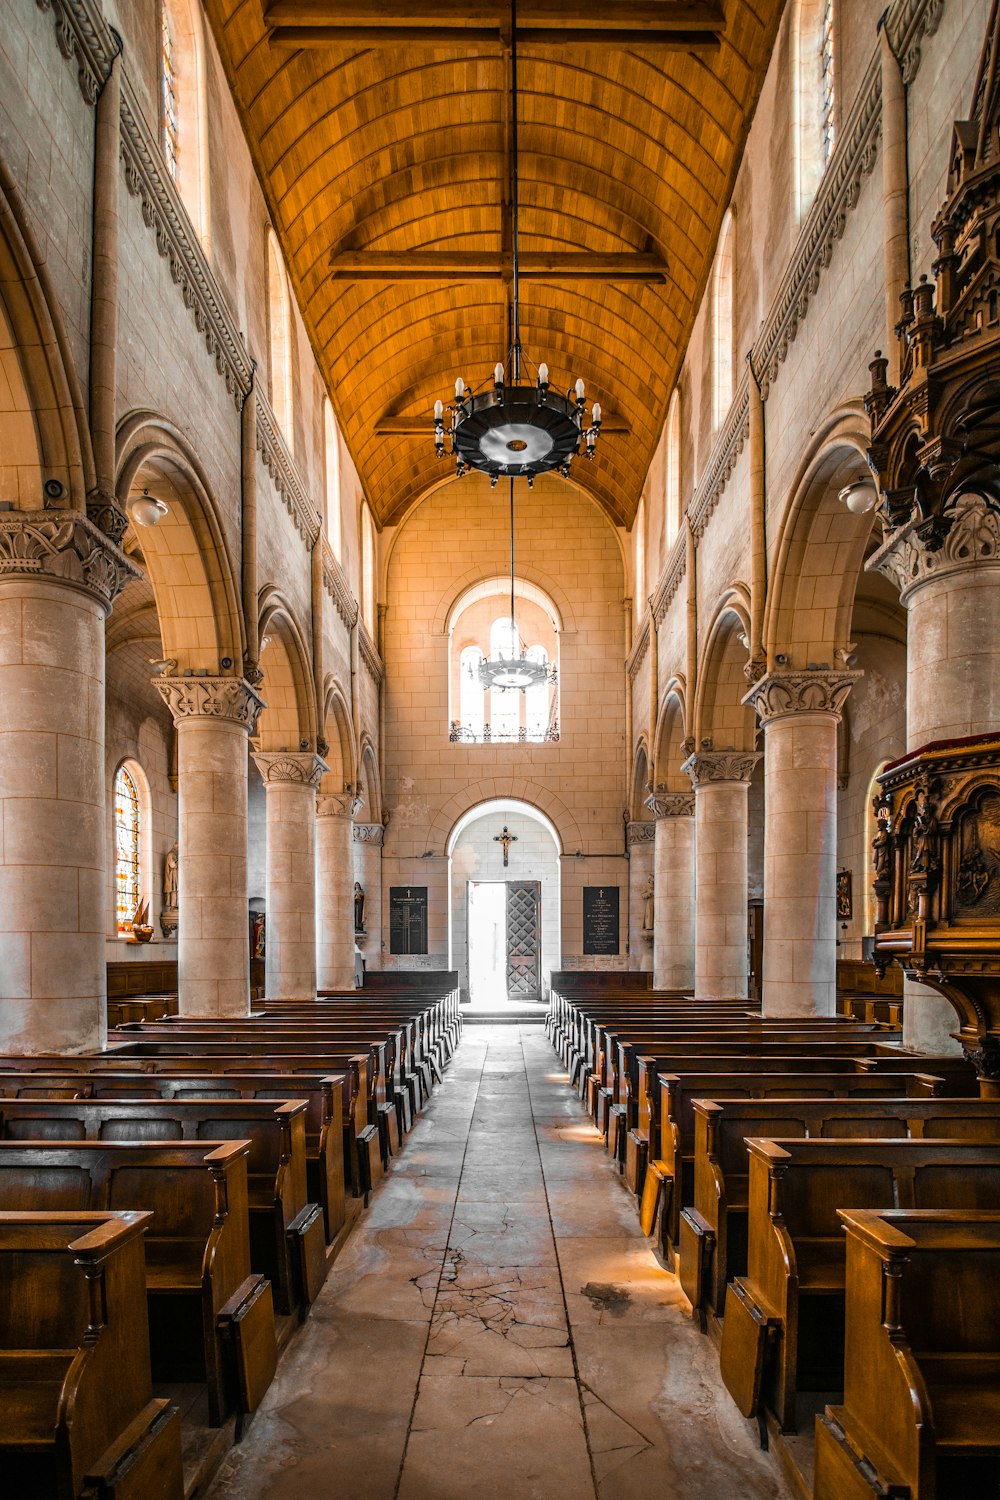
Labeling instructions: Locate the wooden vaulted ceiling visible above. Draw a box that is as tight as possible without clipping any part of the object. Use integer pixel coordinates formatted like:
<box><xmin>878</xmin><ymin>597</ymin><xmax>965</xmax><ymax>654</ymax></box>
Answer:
<box><xmin>204</xmin><ymin>2</ymin><xmax>785</xmax><ymax>527</ymax></box>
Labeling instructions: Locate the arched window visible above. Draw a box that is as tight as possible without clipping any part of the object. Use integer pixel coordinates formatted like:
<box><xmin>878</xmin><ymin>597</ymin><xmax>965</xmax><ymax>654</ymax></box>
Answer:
<box><xmin>324</xmin><ymin>398</ymin><xmax>341</xmax><ymax>559</ymax></box>
<box><xmin>711</xmin><ymin>212</ymin><xmax>735</xmax><ymax>431</ymax></box>
<box><xmin>665</xmin><ymin>391</ymin><xmax>682</xmax><ymax>546</ymax></box>
<box><xmin>113</xmin><ymin>764</ymin><xmax>142</xmax><ymax>935</ymax></box>
<box><xmin>793</xmin><ymin>0</ymin><xmax>836</xmax><ymax>221</ymax></box>
<box><xmin>634</xmin><ymin>497</ymin><xmax>646</xmax><ymax>619</ymax></box>
<box><xmin>525</xmin><ymin>646</ymin><xmax>549</xmax><ymax>741</ymax></box>
<box><xmin>361</xmin><ymin>503</ymin><xmax>376</xmax><ymax>635</ymax></box>
<box><xmin>267</xmin><ymin>230</ymin><xmax>294</xmax><ymax>448</ymax></box>
<box><xmin>160</xmin><ymin>0</ymin><xmax>210</xmax><ymax>244</ymax></box>
<box><xmin>459</xmin><ymin>647</ymin><xmax>485</xmax><ymax>738</ymax></box>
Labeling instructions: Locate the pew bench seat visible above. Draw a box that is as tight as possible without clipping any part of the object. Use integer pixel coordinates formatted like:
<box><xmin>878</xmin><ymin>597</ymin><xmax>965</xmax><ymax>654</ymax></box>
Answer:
<box><xmin>919</xmin><ymin>1354</ymin><xmax>1000</xmax><ymax>1451</ymax></box>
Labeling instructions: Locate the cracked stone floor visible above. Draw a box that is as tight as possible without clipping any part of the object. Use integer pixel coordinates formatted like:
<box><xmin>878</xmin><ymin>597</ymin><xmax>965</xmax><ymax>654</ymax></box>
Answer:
<box><xmin>207</xmin><ymin>1025</ymin><xmax>792</xmax><ymax>1500</ymax></box>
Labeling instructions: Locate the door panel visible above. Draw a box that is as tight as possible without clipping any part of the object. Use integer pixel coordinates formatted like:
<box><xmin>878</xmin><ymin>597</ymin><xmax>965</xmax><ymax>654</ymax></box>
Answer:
<box><xmin>506</xmin><ymin>881</ymin><xmax>541</xmax><ymax>999</ymax></box>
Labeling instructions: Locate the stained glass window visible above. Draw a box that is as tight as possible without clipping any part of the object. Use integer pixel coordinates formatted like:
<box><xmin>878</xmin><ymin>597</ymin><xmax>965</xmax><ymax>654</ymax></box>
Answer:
<box><xmin>114</xmin><ymin>765</ymin><xmax>141</xmax><ymax>934</ymax></box>
<box><xmin>161</xmin><ymin>4</ymin><xmax>179</xmax><ymax>183</ymax></box>
<box><xmin>820</xmin><ymin>0</ymin><xmax>836</xmax><ymax>168</ymax></box>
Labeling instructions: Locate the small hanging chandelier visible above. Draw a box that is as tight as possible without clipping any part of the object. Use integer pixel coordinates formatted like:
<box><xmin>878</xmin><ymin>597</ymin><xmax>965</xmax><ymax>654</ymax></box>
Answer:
<box><xmin>432</xmin><ymin>0</ymin><xmax>603</xmax><ymax>485</ymax></box>
<box><xmin>478</xmin><ymin>477</ymin><xmax>557</xmax><ymax>692</ymax></box>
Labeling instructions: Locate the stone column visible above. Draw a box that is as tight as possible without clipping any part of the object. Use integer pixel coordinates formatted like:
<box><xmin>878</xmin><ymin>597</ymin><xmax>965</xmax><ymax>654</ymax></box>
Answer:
<box><xmin>0</xmin><ymin>513</ymin><xmax>138</xmax><ymax>1052</ymax></box>
<box><xmin>157</xmin><ymin>677</ymin><xmax>264</xmax><ymax>1016</ymax></box>
<box><xmin>626</xmin><ymin>822</ymin><xmax>655</xmax><ymax>972</ymax></box>
<box><xmin>646</xmin><ymin>793</ymin><xmax>695</xmax><ymax>991</ymax></box>
<box><xmin>682</xmin><ymin>752</ymin><xmax>761</xmax><ymax>1001</ymax></box>
<box><xmin>870</xmin><ymin>493</ymin><xmax>1000</xmax><ymax>1051</ymax></box>
<box><xmin>253</xmin><ymin>754</ymin><xmax>327</xmax><ymax>1001</ymax></box>
<box><xmin>352</xmin><ymin>821</ymin><xmax>384</xmax><ymax>977</ymax></box>
<box><xmin>316</xmin><ymin>792</ymin><xmax>359</xmax><ymax>991</ymax></box>
<box><xmin>745</xmin><ymin>671</ymin><xmax>860</xmax><ymax>1018</ymax></box>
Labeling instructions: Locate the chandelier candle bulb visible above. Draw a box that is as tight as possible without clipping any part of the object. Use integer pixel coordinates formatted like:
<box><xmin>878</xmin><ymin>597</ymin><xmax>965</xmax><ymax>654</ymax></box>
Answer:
<box><xmin>495</xmin><ymin>363</ymin><xmax>505</xmax><ymax>386</ymax></box>
<box><xmin>455</xmin><ymin>377</ymin><xmax>465</xmax><ymax>399</ymax></box>
<box><xmin>434</xmin><ymin>400</ymin><xmax>443</xmax><ymax>419</ymax></box>
<box><xmin>575</xmin><ymin>378</ymin><xmax>586</xmax><ymax>400</ymax></box>
<box><xmin>592</xmin><ymin>403</ymin><xmax>602</xmax><ymax>423</ymax></box>
<box><xmin>538</xmin><ymin>363</ymin><xmax>548</xmax><ymax>384</ymax></box>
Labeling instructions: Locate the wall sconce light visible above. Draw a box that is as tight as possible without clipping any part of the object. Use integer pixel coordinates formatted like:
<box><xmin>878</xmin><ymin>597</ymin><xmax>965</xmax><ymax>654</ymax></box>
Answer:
<box><xmin>838</xmin><ymin>479</ymin><xmax>878</xmax><ymax>515</ymax></box>
<box><xmin>130</xmin><ymin>488</ymin><xmax>169</xmax><ymax>527</ymax></box>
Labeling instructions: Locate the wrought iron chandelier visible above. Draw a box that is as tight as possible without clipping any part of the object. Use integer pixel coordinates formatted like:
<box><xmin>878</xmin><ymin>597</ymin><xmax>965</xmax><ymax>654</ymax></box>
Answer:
<box><xmin>478</xmin><ymin>477</ymin><xmax>557</xmax><ymax>693</ymax></box>
<box><xmin>432</xmin><ymin>0</ymin><xmax>602</xmax><ymax>485</ymax></box>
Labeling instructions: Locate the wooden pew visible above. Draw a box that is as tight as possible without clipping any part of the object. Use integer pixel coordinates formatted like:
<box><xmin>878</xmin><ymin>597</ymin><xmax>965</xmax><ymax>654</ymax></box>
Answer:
<box><xmin>814</xmin><ymin>1209</ymin><xmax>1000</xmax><ymax>1500</ymax></box>
<box><xmin>653</xmin><ymin>1069</ymin><xmax>945</xmax><ymax>1259</ymax></box>
<box><xmin>0</xmin><ymin>1072</ymin><xmax>347</xmax><ymax>1245</ymax></box>
<box><xmin>0</xmin><ymin>1210</ymin><xmax>184</xmax><ymax>1500</ymax></box>
<box><xmin>682</xmin><ymin>1096</ymin><xmax>1000</xmax><ymax>1325</ymax></box>
<box><xmin>719</xmin><ymin>1138</ymin><xmax>1000</xmax><ymax>1432</ymax></box>
<box><xmin>0</xmin><ymin>1140</ymin><xmax>272</xmax><ymax>1426</ymax></box>
<box><xmin>0</xmin><ymin>1098</ymin><xmax>326</xmax><ymax>1317</ymax></box>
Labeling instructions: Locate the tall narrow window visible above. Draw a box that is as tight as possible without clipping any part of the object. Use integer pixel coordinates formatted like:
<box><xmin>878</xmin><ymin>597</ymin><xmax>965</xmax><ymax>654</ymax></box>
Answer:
<box><xmin>161</xmin><ymin>4</ymin><xmax>179</xmax><ymax>183</ymax></box>
<box><xmin>665</xmin><ymin>391</ymin><xmax>681</xmax><ymax>546</ymax></box>
<box><xmin>711</xmin><ymin>211</ymin><xmax>734</xmax><ymax>431</ymax></box>
<box><xmin>459</xmin><ymin>647</ymin><xmax>485</xmax><ymax>739</ymax></box>
<box><xmin>525</xmin><ymin>646</ymin><xmax>550</xmax><ymax>741</ymax></box>
<box><xmin>267</xmin><ymin>230</ymin><xmax>294</xmax><ymax>448</ymax></box>
<box><xmin>361</xmin><ymin>503</ymin><xmax>376</xmax><ymax>635</ymax></box>
<box><xmin>820</xmin><ymin>0</ymin><xmax>836</xmax><ymax>168</ymax></box>
<box><xmin>324</xmin><ymin>398</ymin><xmax>341</xmax><ymax>560</ymax></box>
<box><xmin>634</xmin><ymin>497</ymin><xmax>646</xmax><ymax>618</ymax></box>
<box><xmin>114</xmin><ymin>765</ymin><xmax>141</xmax><ymax>935</ymax></box>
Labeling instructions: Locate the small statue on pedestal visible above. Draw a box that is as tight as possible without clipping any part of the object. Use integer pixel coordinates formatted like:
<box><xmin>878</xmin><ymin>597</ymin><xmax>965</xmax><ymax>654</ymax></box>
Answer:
<box><xmin>354</xmin><ymin>881</ymin><xmax>366</xmax><ymax>933</ymax></box>
<box><xmin>160</xmin><ymin>841</ymin><xmax>179</xmax><ymax>939</ymax></box>
<box><xmin>641</xmin><ymin>874</ymin><xmax>655</xmax><ymax>933</ymax></box>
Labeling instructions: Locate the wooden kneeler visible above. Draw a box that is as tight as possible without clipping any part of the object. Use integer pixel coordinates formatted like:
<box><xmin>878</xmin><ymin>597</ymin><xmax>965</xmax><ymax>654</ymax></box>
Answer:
<box><xmin>639</xmin><ymin>1159</ymin><xmax>668</xmax><ymax>1241</ymax></box>
<box><xmin>678</xmin><ymin>1207</ymin><xmax>714</xmax><ymax>1332</ymax></box>
<box><xmin>83</xmin><ymin>1403</ymin><xmax>184</xmax><ymax>1500</ymax></box>
<box><xmin>217</xmin><ymin>1275</ymin><xmax>278</xmax><ymax>1439</ymax></box>
<box><xmin>608</xmin><ymin>1104</ymin><xmax>628</xmax><ymax>1171</ymax></box>
<box><xmin>719</xmin><ymin>1280</ymin><xmax>779</xmax><ymax>1448</ymax></box>
<box><xmin>625</xmin><ymin>1129</ymin><xmax>648</xmax><ymax>1196</ymax></box>
<box><xmin>287</xmin><ymin>1204</ymin><xmax>327</xmax><ymax>1312</ymax></box>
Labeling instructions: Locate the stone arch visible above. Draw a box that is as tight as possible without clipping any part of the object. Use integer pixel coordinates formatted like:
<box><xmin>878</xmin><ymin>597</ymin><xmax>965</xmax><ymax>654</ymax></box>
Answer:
<box><xmin>321</xmin><ymin>677</ymin><xmax>356</xmax><ymax>790</ymax></box>
<box><xmin>765</xmin><ymin>405</ymin><xmax>878</xmax><ymax>668</ymax></box>
<box><xmin>696</xmin><ymin>589</ymin><xmax>756</xmax><ymax>750</ymax></box>
<box><xmin>441</xmin><ymin>576</ymin><xmax>568</xmax><ymax>638</ymax></box>
<box><xmin>0</xmin><ymin>161</ymin><xmax>91</xmax><ymax>505</ymax></box>
<box><xmin>257</xmin><ymin>591</ymin><xmax>317</xmax><ymax>752</ymax></box>
<box><xmin>115</xmin><ymin>412</ymin><xmax>243</xmax><ymax>671</ymax></box>
<box><xmin>358</xmin><ymin>739</ymin><xmax>382</xmax><ymax>823</ymax></box>
<box><xmin>429</xmin><ymin>779</ymin><xmax>580</xmax><ymax>857</ymax></box>
<box><xmin>652</xmin><ymin>688</ymin><xmax>690</xmax><ymax>791</ymax></box>
<box><xmin>630</xmin><ymin>738</ymin><xmax>651</xmax><ymax>822</ymax></box>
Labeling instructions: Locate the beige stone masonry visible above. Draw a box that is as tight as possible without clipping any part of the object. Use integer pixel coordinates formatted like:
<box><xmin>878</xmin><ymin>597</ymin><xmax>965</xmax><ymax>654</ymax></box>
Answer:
<box><xmin>316</xmin><ymin>791</ymin><xmax>362</xmax><ymax>991</ymax></box>
<box><xmin>682</xmin><ymin>753</ymin><xmax>760</xmax><ymax>1000</ymax></box>
<box><xmin>254</xmin><ymin>753</ymin><xmax>327</xmax><ymax>1001</ymax></box>
<box><xmin>646</xmin><ymin>793</ymin><xmax>696</xmax><ymax>991</ymax></box>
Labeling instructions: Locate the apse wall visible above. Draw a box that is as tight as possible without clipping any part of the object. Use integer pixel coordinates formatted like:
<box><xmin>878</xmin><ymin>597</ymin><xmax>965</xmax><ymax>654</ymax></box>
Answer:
<box><xmin>380</xmin><ymin>472</ymin><xmax>627</xmax><ymax>972</ymax></box>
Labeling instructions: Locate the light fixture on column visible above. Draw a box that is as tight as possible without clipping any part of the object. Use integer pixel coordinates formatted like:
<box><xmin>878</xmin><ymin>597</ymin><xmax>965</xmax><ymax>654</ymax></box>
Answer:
<box><xmin>432</xmin><ymin>0</ymin><xmax>604</xmax><ymax>484</ymax></box>
<box><xmin>130</xmin><ymin>488</ymin><xmax>170</xmax><ymax>527</ymax></box>
<box><xmin>838</xmin><ymin>478</ymin><xmax>879</xmax><ymax>515</ymax></box>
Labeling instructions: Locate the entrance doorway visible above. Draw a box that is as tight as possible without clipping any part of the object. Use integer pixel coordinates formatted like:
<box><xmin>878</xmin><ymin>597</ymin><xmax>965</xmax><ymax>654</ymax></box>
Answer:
<box><xmin>467</xmin><ymin>879</ymin><xmax>541</xmax><ymax>1003</ymax></box>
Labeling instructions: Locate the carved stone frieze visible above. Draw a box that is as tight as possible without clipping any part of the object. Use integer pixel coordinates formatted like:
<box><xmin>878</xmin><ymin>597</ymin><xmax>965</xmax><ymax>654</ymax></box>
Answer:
<box><xmin>323</xmin><ymin>546</ymin><xmax>360</xmax><ymax>630</ymax></box>
<box><xmin>318</xmin><ymin>790</ymin><xmax>365</xmax><ymax>819</ymax></box>
<box><xmin>358</xmin><ymin>625</ymin><xmax>383</xmax><ymax>683</ymax></box>
<box><xmin>626</xmin><ymin>821</ymin><xmax>657</xmax><ymax>846</ymax></box>
<box><xmin>0</xmin><ymin>510</ymin><xmax>139</xmax><ymax>610</ymax></box>
<box><xmin>252</xmin><ymin>752</ymin><xmax>328</xmax><ymax>789</ymax></box>
<box><xmin>155</xmin><ymin>676</ymin><xmax>265</xmax><ymax>735</ymax></box>
<box><xmin>353</xmin><ymin>822</ymin><xmax>385</xmax><ymax>846</ymax></box>
<box><xmin>743</xmin><ymin>669</ymin><xmax>862</xmax><ymax>723</ymax></box>
<box><xmin>644</xmin><ymin>792</ymin><xmax>695</xmax><ymax>819</ymax></box>
<box><xmin>866</xmin><ymin>492</ymin><xmax>1000</xmax><ymax>601</ymax></box>
<box><xmin>680</xmin><ymin>752</ymin><xmax>761</xmax><ymax>788</ymax></box>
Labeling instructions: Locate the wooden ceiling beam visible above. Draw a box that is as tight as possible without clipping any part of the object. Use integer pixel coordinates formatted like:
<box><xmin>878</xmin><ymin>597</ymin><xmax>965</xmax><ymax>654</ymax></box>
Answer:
<box><xmin>268</xmin><ymin>25</ymin><xmax>721</xmax><ymax>50</ymax></box>
<box><xmin>375</xmin><ymin>414</ymin><xmax>632</xmax><ymax>435</ymax></box>
<box><xmin>331</xmin><ymin>251</ymin><xmax>669</xmax><ymax>283</ymax></box>
<box><xmin>264</xmin><ymin>1</ymin><xmax>725</xmax><ymax>30</ymax></box>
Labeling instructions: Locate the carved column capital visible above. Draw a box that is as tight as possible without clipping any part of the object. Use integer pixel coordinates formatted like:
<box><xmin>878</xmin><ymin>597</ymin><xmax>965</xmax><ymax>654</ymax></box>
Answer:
<box><xmin>317</xmin><ymin>790</ymin><xmax>365</xmax><ymax>819</ymax></box>
<box><xmin>626</xmin><ymin>820</ymin><xmax>657</xmax><ymax>846</ymax></box>
<box><xmin>0</xmin><ymin>509</ymin><xmax>140</xmax><ymax>612</ymax></box>
<box><xmin>866</xmin><ymin>492</ymin><xmax>1000</xmax><ymax>603</ymax></box>
<box><xmin>743</xmin><ymin>668</ymin><xmax>862</xmax><ymax>723</ymax></box>
<box><xmin>644</xmin><ymin>792</ymin><xmax>695</xmax><ymax>819</ymax></box>
<box><xmin>681</xmin><ymin>751</ymin><xmax>761</xmax><ymax>788</ymax></box>
<box><xmin>353</xmin><ymin>822</ymin><xmax>385</xmax><ymax>845</ymax></box>
<box><xmin>155</xmin><ymin>675</ymin><xmax>265</xmax><ymax>735</ymax></box>
<box><xmin>253</xmin><ymin>752</ymin><xmax>329</xmax><ymax>789</ymax></box>
<box><xmin>962</xmin><ymin>1034</ymin><xmax>1000</xmax><ymax>1086</ymax></box>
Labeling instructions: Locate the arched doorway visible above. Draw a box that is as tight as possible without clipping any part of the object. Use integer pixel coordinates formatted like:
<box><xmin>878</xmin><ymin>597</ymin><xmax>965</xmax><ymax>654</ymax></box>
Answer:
<box><xmin>447</xmin><ymin>800</ymin><xmax>562</xmax><ymax>1006</ymax></box>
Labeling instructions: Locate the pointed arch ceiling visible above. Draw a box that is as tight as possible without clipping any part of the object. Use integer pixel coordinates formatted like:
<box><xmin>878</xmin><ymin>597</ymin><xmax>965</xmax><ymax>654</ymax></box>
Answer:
<box><xmin>204</xmin><ymin>2</ymin><xmax>785</xmax><ymax>527</ymax></box>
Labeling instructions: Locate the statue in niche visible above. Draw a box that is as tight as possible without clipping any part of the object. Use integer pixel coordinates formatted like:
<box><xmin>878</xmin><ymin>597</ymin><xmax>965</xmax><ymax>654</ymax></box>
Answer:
<box><xmin>251</xmin><ymin>911</ymin><xmax>266</xmax><ymax>958</ymax></box>
<box><xmin>641</xmin><ymin>874</ymin><xmax>655</xmax><ymax>933</ymax></box>
<box><xmin>354</xmin><ymin>881</ymin><xmax>366</xmax><ymax>933</ymax></box>
<box><xmin>160</xmin><ymin>842</ymin><xmax>179</xmax><ymax>938</ymax></box>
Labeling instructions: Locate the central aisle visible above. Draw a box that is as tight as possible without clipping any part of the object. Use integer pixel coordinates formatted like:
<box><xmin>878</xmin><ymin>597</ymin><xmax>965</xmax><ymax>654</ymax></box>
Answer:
<box><xmin>209</xmin><ymin>1026</ymin><xmax>790</xmax><ymax>1500</ymax></box>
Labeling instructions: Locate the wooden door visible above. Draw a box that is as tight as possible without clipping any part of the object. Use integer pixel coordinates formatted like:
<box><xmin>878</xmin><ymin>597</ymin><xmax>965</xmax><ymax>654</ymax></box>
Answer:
<box><xmin>506</xmin><ymin>881</ymin><xmax>541</xmax><ymax>999</ymax></box>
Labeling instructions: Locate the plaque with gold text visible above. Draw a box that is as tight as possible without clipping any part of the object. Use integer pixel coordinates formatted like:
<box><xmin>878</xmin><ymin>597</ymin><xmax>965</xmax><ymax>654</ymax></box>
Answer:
<box><xmin>583</xmin><ymin>886</ymin><xmax>620</xmax><ymax>955</ymax></box>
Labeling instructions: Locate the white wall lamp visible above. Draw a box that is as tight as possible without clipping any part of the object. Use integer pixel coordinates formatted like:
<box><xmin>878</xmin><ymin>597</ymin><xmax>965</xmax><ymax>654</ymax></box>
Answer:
<box><xmin>838</xmin><ymin>478</ymin><xmax>879</xmax><ymax>515</ymax></box>
<box><xmin>130</xmin><ymin>488</ymin><xmax>170</xmax><ymax>527</ymax></box>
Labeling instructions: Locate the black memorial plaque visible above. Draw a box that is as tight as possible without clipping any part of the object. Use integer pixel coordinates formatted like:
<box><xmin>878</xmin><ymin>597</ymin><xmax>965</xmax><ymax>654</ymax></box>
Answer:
<box><xmin>389</xmin><ymin>886</ymin><xmax>428</xmax><ymax>955</ymax></box>
<box><xmin>583</xmin><ymin>886</ymin><xmax>620</xmax><ymax>955</ymax></box>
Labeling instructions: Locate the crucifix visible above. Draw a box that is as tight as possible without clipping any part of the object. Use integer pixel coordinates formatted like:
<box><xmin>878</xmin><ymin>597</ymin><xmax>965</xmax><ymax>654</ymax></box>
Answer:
<box><xmin>494</xmin><ymin>824</ymin><xmax>517</xmax><ymax>867</ymax></box>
